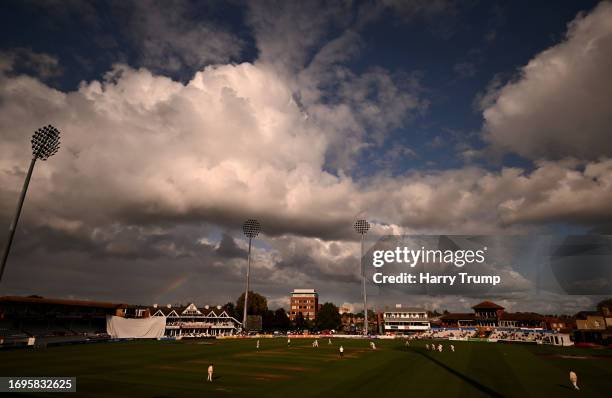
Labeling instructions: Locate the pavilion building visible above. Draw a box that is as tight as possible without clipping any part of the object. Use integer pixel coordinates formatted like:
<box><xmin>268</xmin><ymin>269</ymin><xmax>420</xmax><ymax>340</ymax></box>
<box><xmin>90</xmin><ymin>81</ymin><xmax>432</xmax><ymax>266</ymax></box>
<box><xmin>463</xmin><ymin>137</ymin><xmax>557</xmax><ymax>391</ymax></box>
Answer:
<box><xmin>150</xmin><ymin>303</ymin><xmax>241</xmax><ymax>337</ymax></box>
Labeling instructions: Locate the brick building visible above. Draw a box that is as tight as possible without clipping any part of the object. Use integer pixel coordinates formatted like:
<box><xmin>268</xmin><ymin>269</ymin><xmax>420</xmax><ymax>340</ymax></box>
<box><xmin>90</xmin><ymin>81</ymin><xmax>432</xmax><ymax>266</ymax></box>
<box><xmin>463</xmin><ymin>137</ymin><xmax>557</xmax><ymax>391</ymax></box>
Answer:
<box><xmin>289</xmin><ymin>289</ymin><xmax>318</xmax><ymax>321</ymax></box>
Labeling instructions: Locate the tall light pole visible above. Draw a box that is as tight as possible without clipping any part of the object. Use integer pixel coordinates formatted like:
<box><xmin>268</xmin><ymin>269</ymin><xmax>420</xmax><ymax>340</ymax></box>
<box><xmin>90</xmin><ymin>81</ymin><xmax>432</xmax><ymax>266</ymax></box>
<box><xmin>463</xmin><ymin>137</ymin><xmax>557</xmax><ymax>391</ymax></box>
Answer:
<box><xmin>354</xmin><ymin>219</ymin><xmax>370</xmax><ymax>337</ymax></box>
<box><xmin>0</xmin><ymin>125</ymin><xmax>61</xmax><ymax>282</ymax></box>
<box><xmin>241</xmin><ymin>219</ymin><xmax>261</xmax><ymax>332</ymax></box>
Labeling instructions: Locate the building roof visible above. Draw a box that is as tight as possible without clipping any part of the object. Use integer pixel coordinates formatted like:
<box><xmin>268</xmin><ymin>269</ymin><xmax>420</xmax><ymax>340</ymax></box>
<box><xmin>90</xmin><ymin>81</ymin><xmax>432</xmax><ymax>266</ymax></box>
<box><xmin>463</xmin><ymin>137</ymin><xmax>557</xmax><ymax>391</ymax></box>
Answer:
<box><xmin>291</xmin><ymin>289</ymin><xmax>317</xmax><ymax>295</ymax></box>
<box><xmin>384</xmin><ymin>307</ymin><xmax>427</xmax><ymax>313</ymax></box>
<box><xmin>149</xmin><ymin>304</ymin><xmax>237</xmax><ymax>319</ymax></box>
<box><xmin>472</xmin><ymin>301</ymin><xmax>505</xmax><ymax>310</ymax></box>
<box><xmin>440</xmin><ymin>313</ymin><xmax>477</xmax><ymax>321</ymax></box>
<box><xmin>0</xmin><ymin>295</ymin><xmax>127</xmax><ymax>309</ymax></box>
<box><xmin>499</xmin><ymin>312</ymin><xmax>544</xmax><ymax>321</ymax></box>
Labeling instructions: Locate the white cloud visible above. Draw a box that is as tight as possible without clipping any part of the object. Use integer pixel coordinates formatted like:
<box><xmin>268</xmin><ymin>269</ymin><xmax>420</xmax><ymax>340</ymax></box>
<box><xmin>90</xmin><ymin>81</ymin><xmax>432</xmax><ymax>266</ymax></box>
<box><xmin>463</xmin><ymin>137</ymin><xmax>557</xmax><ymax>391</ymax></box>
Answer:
<box><xmin>2</xmin><ymin>62</ymin><xmax>611</xmax><ymax>245</ymax></box>
<box><xmin>2</xmin><ymin>2</ymin><xmax>612</xmax><ymax>312</ymax></box>
<box><xmin>480</xmin><ymin>2</ymin><xmax>612</xmax><ymax>160</ymax></box>
<box><xmin>496</xmin><ymin>158</ymin><xmax>612</xmax><ymax>225</ymax></box>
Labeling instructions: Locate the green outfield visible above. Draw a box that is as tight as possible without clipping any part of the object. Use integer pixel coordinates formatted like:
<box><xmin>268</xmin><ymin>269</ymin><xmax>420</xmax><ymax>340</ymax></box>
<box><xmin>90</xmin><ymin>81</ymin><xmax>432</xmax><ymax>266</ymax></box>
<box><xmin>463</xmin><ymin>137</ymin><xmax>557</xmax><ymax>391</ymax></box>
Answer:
<box><xmin>1</xmin><ymin>338</ymin><xmax>611</xmax><ymax>397</ymax></box>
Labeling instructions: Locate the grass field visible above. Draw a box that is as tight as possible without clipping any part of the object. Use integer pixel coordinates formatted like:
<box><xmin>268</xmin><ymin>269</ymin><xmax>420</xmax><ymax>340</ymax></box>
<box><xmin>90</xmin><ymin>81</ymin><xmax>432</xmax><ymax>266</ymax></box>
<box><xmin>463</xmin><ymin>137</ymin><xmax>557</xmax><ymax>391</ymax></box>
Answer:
<box><xmin>1</xmin><ymin>338</ymin><xmax>611</xmax><ymax>397</ymax></box>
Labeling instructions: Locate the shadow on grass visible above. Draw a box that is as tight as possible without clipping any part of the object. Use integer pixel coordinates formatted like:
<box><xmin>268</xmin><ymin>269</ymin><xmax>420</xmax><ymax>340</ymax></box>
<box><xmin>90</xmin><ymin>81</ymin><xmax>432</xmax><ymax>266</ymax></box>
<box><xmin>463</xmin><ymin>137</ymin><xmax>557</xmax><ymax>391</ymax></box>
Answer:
<box><xmin>415</xmin><ymin>349</ymin><xmax>505</xmax><ymax>398</ymax></box>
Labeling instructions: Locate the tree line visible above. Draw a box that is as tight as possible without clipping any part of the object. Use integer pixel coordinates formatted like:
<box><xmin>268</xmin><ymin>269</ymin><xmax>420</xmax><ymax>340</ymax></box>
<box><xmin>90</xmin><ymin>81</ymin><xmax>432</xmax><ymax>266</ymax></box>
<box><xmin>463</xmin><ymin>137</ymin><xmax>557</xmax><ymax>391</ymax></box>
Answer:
<box><xmin>221</xmin><ymin>291</ymin><xmax>342</xmax><ymax>331</ymax></box>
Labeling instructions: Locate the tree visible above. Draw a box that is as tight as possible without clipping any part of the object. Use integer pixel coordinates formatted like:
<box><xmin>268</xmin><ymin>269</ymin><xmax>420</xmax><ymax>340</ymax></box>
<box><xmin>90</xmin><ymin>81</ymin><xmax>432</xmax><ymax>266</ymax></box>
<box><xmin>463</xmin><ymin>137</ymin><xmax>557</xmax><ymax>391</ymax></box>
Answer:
<box><xmin>597</xmin><ymin>298</ymin><xmax>612</xmax><ymax>311</ymax></box>
<box><xmin>597</xmin><ymin>298</ymin><xmax>612</xmax><ymax>313</ymax></box>
<box><xmin>235</xmin><ymin>291</ymin><xmax>268</xmax><ymax>317</ymax></box>
<box><xmin>262</xmin><ymin>309</ymin><xmax>275</xmax><ymax>331</ymax></box>
<box><xmin>316</xmin><ymin>302</ymin><xmax>342</xmax><ymax>331</ymax></box>
<box><xmin>355</xmin><ymin>309</ymin><xmax>376</xmax><ymax>320</ymax></box>
<box><xmin>223</xmin><ymin>302</ymin><xmax>238</xmax><ymax>319</ymax></box>
<box><xmin>294</xmin><ymin>312</ymin><xmax>306</xmax><ymax>329</ymax></box>
<box><xmin>273</xmin><ymin>308</ymin><xmax>291</xmax><ymax>331</ymax></box>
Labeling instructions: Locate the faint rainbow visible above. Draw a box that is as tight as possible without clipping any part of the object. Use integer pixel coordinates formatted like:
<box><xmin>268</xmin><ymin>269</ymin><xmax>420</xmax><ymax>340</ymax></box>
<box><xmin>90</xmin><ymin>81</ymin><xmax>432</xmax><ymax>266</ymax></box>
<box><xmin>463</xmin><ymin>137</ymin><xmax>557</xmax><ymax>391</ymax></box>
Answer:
<box><xmin>158</xmin><ymin>274</ymin><xmax>189</xmax><ymax>296</ymax></box>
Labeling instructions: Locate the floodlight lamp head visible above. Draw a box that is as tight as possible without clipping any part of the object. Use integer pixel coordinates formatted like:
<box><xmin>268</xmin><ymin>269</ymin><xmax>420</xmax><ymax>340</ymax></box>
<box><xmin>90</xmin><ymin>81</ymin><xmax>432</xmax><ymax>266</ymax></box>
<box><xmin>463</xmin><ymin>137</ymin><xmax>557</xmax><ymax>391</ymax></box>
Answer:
<box><xmin>242</xmin><ymin>219</ymin><xmax>261</xmax><ymax>238</ymax></box>
<box><xmin>354</xmin><ymin>219</ymin><xmax>370</xmax><ymax>235</ymax></box>
<box><xmin>31</xmin><ymin>125</ymin><xmax>61</xmax><ymax>161</ymax></box>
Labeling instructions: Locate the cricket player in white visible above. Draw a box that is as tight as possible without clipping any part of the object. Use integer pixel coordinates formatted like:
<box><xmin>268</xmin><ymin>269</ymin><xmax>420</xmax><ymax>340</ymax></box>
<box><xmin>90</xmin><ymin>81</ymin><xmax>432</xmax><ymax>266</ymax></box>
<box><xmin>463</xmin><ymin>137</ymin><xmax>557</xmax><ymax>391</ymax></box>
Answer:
<box><xmin>339</xmin><ymin>345</ymin><xmax>344</xmax><ymax>358</ymax></box>
<box><xmin>207</xmin><ymin>364</ymin><xmax>214</xmax><ymax>382</ymax></box>
<box><xmin>438</xmin><ymin>344</ymin><xmax>443</xmax><ymax>352</ymax></box>
<box><xmin>328</xmin><ymin>338</ymin><xmax>332</xmax><ymax>345</ymax></box>
<box><xmin>450</xmin><ymin>344</ymin><xmax>455</xmax><ymax>352</ymax></box>
<box><xmin>426</xmin><ymin>343</ymin><xmax>430</xmax><ymax>350</ymax></box>
<box><xmin>256</xmin><ymin>340</ymin><xmax>260</xmax><ymax>349</ymax></box>
<box><xmin>569</xmin><ymin>370</ymin><xmax>579</xmax><ymax>390</ymax></box>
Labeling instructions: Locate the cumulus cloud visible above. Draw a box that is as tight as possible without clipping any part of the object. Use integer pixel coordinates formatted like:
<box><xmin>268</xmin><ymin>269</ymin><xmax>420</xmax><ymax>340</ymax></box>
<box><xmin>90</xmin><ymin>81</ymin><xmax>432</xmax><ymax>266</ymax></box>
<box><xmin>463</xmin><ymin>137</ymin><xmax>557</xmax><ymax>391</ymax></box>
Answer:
<box><xmin>1</xmin><ymin>62</ymin><xmax>611</xmax><ymax>249</ymax></box>
<box><xmin>247</xmin><ymin>1</ymin><xmax>431</xmax><ymax>170</ymax></box>
<box><xmin>271</xmin><ymin>235</ymin><xmax>360</xmax><ymax>283</ymax></box>
<box><xmin>300</xmin><ymin>65</ymin><xmax>427</xmax><ymax>170</ymax></box>
<box><xmin>480</xmin><ymin>2</ymin><xmax>612</xmax><ymax>160</ymax></box>
<box><xmin>1</xmin><ymin>1</ymin><xmax>611</xmax><ymax>312</ymax></box>
<box><xmin>496</xmin><ymin>158</ymin><xmax>612</xmax><ymax>226</ymax></box>
<box><xmin>1</xmin><ymin>60</ymin><xmax>611</xmax><ymax>294</ymax></box>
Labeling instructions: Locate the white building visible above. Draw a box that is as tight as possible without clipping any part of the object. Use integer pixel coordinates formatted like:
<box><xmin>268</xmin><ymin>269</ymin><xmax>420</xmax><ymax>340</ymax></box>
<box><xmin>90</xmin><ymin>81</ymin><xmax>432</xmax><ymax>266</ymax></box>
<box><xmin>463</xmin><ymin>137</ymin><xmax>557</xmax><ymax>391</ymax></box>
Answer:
<box><xmin>383</xmin><ymin>306</ymin><xmax>430</xmax><ymax>334</ymax></box>
<box><xmin>150</xmin><ymin>303</ymin><xmax>241</xmax><ymax>337</ymax></box>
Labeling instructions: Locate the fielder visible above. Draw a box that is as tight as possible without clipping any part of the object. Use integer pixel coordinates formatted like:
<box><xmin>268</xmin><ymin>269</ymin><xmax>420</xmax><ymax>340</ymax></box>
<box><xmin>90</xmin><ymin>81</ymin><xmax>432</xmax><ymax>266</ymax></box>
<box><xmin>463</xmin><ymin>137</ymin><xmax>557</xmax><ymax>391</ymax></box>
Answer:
<box><xmin>339</xmin><ymin>345</ymin><xmax>344</xmax><ymax>358</ymax></box>
<box><xmin>450</xmin><ymin>344</ymin><xmax>455</xmax><ymax>352</ymax></box>
<box><xmin>207</xmin><ymin>363</ymin><xmax>214</xmax><ymax>382</ymax></box>
<box><xmin>438</xmin><ymin>344</ymin><xmax>443</xmax><ymax>352</ymax></box>
<box><xmin>569</xmin><ymin>370</ymin><xmax>579</xmax><ymax>390</ymax></box>
<box><xmin>256</xmin><ymin>339</ymin><xmax>260</xmax><ymax>349</ymax></box>
<box><xmin>328</xmin><ymin>338</ymin><xmax>332</xmax><ymax>345</ymax></box>
<box><xmin>425</xmin><ymin>343</ymin><xmax>430</xmax><ymax>350</ymax></box>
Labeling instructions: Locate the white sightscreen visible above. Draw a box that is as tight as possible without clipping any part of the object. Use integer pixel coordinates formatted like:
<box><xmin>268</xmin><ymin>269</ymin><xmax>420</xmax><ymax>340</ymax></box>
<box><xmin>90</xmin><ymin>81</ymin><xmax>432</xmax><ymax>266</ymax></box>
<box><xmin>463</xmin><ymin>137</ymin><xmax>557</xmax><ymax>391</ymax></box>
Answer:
<box><xmin>106</xmin><ymin>315</ymin><xmax>166</xmax><ymax>338</ymax></box>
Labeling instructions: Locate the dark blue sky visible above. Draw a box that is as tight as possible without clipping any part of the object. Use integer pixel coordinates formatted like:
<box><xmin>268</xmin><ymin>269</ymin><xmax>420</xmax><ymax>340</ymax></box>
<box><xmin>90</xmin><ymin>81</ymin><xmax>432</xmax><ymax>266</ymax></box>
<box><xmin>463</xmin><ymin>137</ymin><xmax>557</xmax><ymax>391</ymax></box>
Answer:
<box><xmin>351</xmin><ymin>0</ymin><xmax>601</xmax><ymax>175</ymax></box>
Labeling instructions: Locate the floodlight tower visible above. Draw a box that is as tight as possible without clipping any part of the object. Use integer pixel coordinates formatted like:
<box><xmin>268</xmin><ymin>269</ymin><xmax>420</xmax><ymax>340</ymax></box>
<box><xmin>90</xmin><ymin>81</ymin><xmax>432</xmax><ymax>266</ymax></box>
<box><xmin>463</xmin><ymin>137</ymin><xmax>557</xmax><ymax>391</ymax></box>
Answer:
<box><xmin>0</xmin><ymin>125</ymin><xmax>61</xmax><ymax>282</ymax></box>
<box><xmin>354</xmin><ymin>219</ymin><xmax>370</xmax><ymax>337</ymax></box>
<box><xmin>241</xmin><ymin>219</ymin><xmax>261</xmax><ymax>332</ymax></box>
